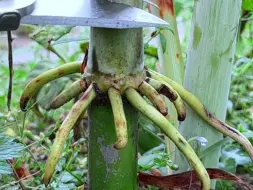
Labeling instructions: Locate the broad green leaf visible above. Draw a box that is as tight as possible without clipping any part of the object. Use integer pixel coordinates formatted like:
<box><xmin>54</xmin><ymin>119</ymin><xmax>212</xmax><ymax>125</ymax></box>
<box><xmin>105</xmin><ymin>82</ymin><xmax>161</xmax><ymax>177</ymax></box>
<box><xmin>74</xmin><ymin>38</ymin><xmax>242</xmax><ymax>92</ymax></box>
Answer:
<box><xmin>138</xmin><ymin>126</ymin><xmax>164</xmax><ymax>154</ymax></box>
<box><xmin>0</xmin><ymin>133</ymin><xmax>24</xmax><ymax>160</ymax></box>
<box><xmin>218</xmin><ymin>158</ymin><xmax>237</xmax><ymax>174</ymax></box>
<box><xmin>144</xmin><ymin>54</ymin><xmax>158</xmax><ymax>74</ymax></box>
<box><xmin>199</xmin><ymin>138</ymin><xmax>229</xmax><ymax>159</ymax></box>
<box><xmin>29</xmin><ymin>26</ymin><xmax>74</xmax><ymax>48</ymax></box>
<box><xmin>0</xmin><ymin>133</ymin><xmax>24</xmax><ymax>175</ymax></box>
<box><xmin>144</xmin><ymin>45</ymin><xmax>158</xmax><ymax>58</ymax></box>
<box><xmin>222</xmin><ymin>144</ymin><xmax>251</xmax><ymax>165</ymax></box>
<box><xmin>52</xmin><ymin>182</ymin><xmax>76</xmax><ymax>190</ymax></box>
<box><xmin>242</xmin><ymin>0</ymin><xmax>253</xmax><ymax>11</ymax></box>
<box><xmin>79</xmin><ymin>41</ymin><xmax>90</xmax><ymax>53</ymax></box>
<box><xmin>0</xmin><ymin>161</ymin><xmax>12</xmax><ymax>174</ymax></box>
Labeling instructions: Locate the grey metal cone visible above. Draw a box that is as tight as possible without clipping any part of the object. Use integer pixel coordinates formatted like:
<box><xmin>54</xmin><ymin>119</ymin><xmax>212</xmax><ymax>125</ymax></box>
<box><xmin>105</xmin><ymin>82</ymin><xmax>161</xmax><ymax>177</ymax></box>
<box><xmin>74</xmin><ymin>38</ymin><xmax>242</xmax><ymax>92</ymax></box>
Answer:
<box><xmin>20</xmin><ymin>0</ymin><xmax>167</xmax><ymax>28</ymax></box>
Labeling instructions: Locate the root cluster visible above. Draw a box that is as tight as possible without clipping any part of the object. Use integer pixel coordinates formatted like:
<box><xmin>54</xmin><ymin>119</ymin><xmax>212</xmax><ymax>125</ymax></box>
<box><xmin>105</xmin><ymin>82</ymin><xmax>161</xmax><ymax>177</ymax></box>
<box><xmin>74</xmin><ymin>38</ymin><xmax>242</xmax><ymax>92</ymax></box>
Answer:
<box><xmin>20</xmin><ymin>60</ymin><xmax>253</xmax><ymax>189</ymax></box>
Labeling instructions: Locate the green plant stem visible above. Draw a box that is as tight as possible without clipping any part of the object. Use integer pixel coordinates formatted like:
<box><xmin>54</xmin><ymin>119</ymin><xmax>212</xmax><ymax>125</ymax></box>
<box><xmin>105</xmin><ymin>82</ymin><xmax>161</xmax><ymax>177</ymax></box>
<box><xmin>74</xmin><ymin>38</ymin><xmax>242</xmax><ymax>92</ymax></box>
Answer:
<box><xmin>86</xmin><ymin>1</ymin><xmax>143</xmax><ymax>187</ymax></box>
<box><xmin>175</xmin><ymin>2</ymin><xmax>242</xmax><ymax>188</ymax></box>
<box><xmin>148</xmin><ymin>1</ymin><xmax>184</xmax><ymax>169</ymax></box>
<box><xmin>88</xmin><ymin>97</ymin><xmax>139</xmax><ymax>190</ymax></box>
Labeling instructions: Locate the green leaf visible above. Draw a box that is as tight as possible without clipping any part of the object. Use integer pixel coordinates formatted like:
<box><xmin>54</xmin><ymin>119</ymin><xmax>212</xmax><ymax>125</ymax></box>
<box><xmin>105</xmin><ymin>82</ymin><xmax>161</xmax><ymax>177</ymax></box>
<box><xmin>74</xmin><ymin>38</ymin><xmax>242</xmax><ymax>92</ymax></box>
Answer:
<box><xmin>199</xmin><ymin>137</ymin><xmax>229</xmax><ymax>159</ymax></box>
<box><xmin>0</xmin><ymin>133</ymin><xmax>24</xmax><ymax>175</ymax></box>
<box><xmin>138</xmin><ymin>126</ymin><xmax>164</xmax><ymax>154</ymax></box>
<box><xmin>159</xmin><ymin>33</ymin><xmax>167</xmax><ymax>54</ymax></box>
<box><xmin>0</xmin><ymin>133</ymin><xmax>24</xmax><ymax>160</ymax></box>
<box><xmin>29</xmin><ymin>26</ymin><xmax>73</xmax><ymax>48</ymax></box>
<box><xmin>60</xmin><ymin>172</ymin><xmax>75</xmax><ymax>183</ymax></box>
<box><xmin>79</xmin><ymin>41</ymin><xmax>90</xmax><ymax>53</ymax></box>
<box><xmin>52</xmin><ymin>182</ymin><xmax>76</xmax><ymax>190</ymax></box>
<box><xmin>144</xmin><ymin>45</ymin><xmax>158</xmax><ymax>58</ymax></box>
<box><xmin>0</xmin><ymin>161</ymin><xmax>12</xmax><ymax>174</ymax></box>
<box><xmin>219</xmin><ymin>158</ymin><xmax>237</xmax><ymax>174</ymax></box>
<box><xmin>242</xmin><ymin>0</ymin><xmax>253</xmax><ymax>11</ymax></box>
<box><xmin>222</xmin><ymin>144</ymin><xmax>251</xmax><ymax>165</ymax></box>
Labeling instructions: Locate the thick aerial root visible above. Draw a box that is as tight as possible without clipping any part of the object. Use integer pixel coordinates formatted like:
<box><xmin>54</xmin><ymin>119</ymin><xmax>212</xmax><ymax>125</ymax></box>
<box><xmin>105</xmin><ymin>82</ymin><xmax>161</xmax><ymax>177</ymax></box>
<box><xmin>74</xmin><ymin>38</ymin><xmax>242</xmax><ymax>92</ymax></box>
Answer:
<box><xmin>125</xmin><ymin>88</ymin><xmax>210</xmax><ymax>190</ymax></box>
<box><xmin>20</xmin><ymin>61</ymin><xmax>82</xmax><ymax>111</ymax></box>
<box><xmin>49</xmin><ymin>78</ymin><xmax>88</xmax><ymax>110</ymax></box>
<box><xmin>145</xmin><ymin>78</ymin><xmax>178</xmax><ymax>101</ymax></box>
<box><xmin>43</xmin><ymin>84</ymin><xmax>96</xmax><ymax>185</ymax></box>
<box><xmin>29</xmin><ymin>96</ymin><xmax>44</xmax><ymax>118</ymax></box>
<box><xmin>172</xmin><ymin>98</ymin><xmax>187</xmax><ymax>121</ymax></box>
<box><xmin>108</xmin><ymin>87</ymin><xmax>128</xmax><ymax>149</ymax></box>
<box><xmin>148</xmin><ymin>69</ymin><xmax>253</xmax><ymax>162</ymax></box>
<box><xmin>138</xmin><ymin>81</ymin><xmax>168</xmax><ymax>116</ymax></box>
<box><xmin>146</xmin><ymin>77</ymin><xmax>186</xmax><ymax>121</ymax></box>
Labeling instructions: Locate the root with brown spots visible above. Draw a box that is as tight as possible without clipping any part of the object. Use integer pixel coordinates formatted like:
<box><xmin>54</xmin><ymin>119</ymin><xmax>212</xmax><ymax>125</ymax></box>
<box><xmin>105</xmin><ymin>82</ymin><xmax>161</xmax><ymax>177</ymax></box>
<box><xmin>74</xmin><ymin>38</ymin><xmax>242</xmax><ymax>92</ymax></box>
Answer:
<box><xmin>148</xmin><ymin>68</ymin><xmax>253</xmax><ymax>162</ymax></box>
<box><xmin>138</xmin><ymin>81</ymin><xmax>168</xmax><ymax>116</ymax></box>
<box><xmin>19</xmin><ymin>61</ymin><xmax>252</xmax><ymax>190</ymax></box>
<box><xmin>43</xmin><ymin>84</ymin><xmax>96</xmax><ymax>185</ymax></box>
<box><xmin>146</xmin><ymin>77</ymin><xmax>186</xmax><ymax>121</ymax></box>
<box><xmin>125</xmin><ymin>87</ymin><xmax>210</xmax><ymax>190</ymax></box>
<box><xmin>20</xmin><ymin>61</ymin><xmax>82</xmax><ymax>111</ymax></box>
<box><xmin>48</xmin><ymin>78</ymin><xmax>88</xmax><ymax>110</ymax></box>
<box><xmin>108</xmin><ymin>87</ymin><xmax>128</xmax><ymax>149</ymax></box>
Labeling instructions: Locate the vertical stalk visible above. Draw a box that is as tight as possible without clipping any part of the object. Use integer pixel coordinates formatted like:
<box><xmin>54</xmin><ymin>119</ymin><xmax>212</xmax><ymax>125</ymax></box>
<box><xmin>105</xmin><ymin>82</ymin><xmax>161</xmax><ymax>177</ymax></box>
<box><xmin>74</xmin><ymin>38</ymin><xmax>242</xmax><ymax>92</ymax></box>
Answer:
<box><xmin>175</xmin><ymin>0</ymin><xmax>242</xmax><ymax>187</ymax></box>
<box><xmin>87</xmin><ymin>1</ymin><xmax>142</xmax><ymax>189</ymax></box>
<box><xmin>88</xmin><ymin>99</ymin><xmax>138</xmax><ymax>190</ymax></box>
<box><xmin>149</xmin><ymin>0</ymin><xmax>184</xmax><ymax>82</ymax></box>
<box><xmin>148</xmin><ymin>0</ymin><xmax>184</xmax><ymax>168</ymax></box>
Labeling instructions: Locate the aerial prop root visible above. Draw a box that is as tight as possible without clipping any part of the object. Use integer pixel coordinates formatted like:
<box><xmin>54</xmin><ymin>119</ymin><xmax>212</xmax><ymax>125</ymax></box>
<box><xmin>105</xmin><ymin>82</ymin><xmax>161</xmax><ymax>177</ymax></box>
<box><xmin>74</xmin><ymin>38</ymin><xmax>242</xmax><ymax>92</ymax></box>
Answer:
<box><xmin>147</xmin><ymin>69</ymin><xmax>253</xmax><ymax>162</ymax></box>
<box><xmin>48</xmin><ymin>78</ymin><xmax>88</xmax><ymax>110</ymax></box>
<box><xmin>138</xmin><ymin>80</ymin><xmax>168</xmax><ymax>116</ymax></box>
<box><xmin>125</xmin><ymin>88</ymin><xmax>210</xmax><ymax>190</ymax></box>
<box><xmin>108</xmin><ymin>87</ymin><xmax>128</xmax><ymax>149</ymax></box>
<box><xmin>42</xmin><ymin>84</ymin><xmax>96</xmax><ymax>185</ymax></box>
<box><xmin>30</xmin><ymin>96</ymin><xmax>44</xmax><ymax>118</ymax></box>
<box><xmin>20</xmin><ymin>61</ymin><xmax>82</xmax><ymax>111</ymax></box>
<box><xmin>145</xmin><ymin>77</ymin><xmax>186</xmax><ymax>121</ymax></box>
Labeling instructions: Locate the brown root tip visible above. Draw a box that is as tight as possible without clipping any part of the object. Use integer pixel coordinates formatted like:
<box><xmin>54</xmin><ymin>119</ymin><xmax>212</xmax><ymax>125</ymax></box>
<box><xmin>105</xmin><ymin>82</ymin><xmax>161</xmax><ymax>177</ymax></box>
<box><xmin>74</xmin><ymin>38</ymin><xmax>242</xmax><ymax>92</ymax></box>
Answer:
<box><xmin>20</xmin><ymin>97</ymin><xmax>29</xmax><ymax>111</ymax></box>
<box><xmin>92</xmin><ymin>82</ymin><xmax>102</xmax><ymax>95</ymax></box>
<box><xmin>158</xmin><ymin>85</ymin><xmax>178</xmax><ymax>101</ymax></box>
<box><xmin>114</xmin><ymin>140</ymin><xmax>127</xmax><ymax>149</ymax></box>
<box><xmin>145</xmin><ymin>77</ymin><xmax>150</xmax><ymax>83</ymax></box>
<box><xmin>47</xmin><ymin>100</ymin><xmax>59</xmax><ymax>110</ymax></box>
<box><xmin>178</xmin><ymin>113</ymin><xmax>186</xmax><ymax>121</ymax></box>
<box><xmin>146</xmin><ymin>70</ymin><xmax>151</xmax><ymax>78</ymax></box>
<box><xmin>42</xmin><ymin>178</ymin><xmax>50</xmax><ymax>186</ymax></box>
<box><xmin>161</xmin><ymin>110</ymin><xmax>168</xmax><ymax>116</ymax></box>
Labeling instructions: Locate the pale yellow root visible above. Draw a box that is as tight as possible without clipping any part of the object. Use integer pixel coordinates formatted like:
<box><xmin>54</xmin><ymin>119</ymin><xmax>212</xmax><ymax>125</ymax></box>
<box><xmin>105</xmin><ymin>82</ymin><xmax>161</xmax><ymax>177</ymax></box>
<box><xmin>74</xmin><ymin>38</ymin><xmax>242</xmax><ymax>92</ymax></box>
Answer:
<box><xmin>125</xmin><ymin>88</ymin><xmax>210</xmax><ymax>190</ymax></box>
<box><xmin>43</xmin><ymin>84</ymin><xmax>96</xmax><ymax>185</ymax></box>
<box><xmin>148</xmin><ymin>69</ymin><xmax>253</xmax><ymax>162</ymax></box>
<box><xmin>108</xmin><ymin>87</ymin><xmax>128</xmax><ymax>149</ymax></box>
